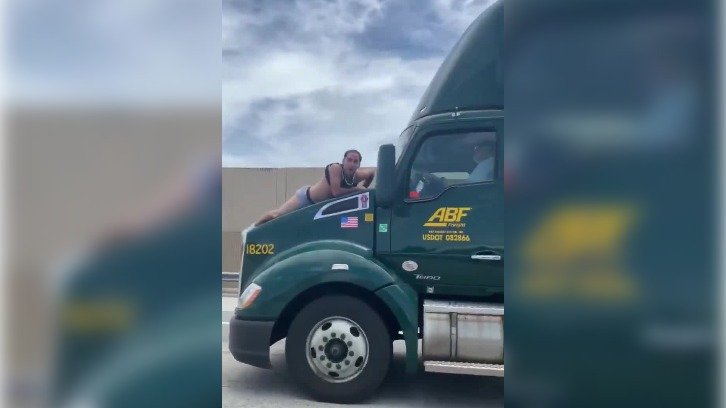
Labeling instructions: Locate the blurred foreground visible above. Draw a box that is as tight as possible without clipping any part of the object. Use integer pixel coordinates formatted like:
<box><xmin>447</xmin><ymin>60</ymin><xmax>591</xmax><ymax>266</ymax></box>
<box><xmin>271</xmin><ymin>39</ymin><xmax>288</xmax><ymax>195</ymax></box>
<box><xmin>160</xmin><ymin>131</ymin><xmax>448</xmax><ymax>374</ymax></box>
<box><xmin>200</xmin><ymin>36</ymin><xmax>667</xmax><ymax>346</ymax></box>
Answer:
<box><xmin>7</xmin><ymin>108</ymin><xmax>221</xmax><ymax>407</ymax></box>
<box><xmin>3</xmin><ymin>0</ymin><xmax>722</xmax><ymax>407</ymax></box>
<box><xmin>507</xmin><ymin>0</ymin><xmax>718</xmax><ymax>406</ymax></box>
<box><xmin>6</xmin><ymin>0</ymin><xmax>221</xmax><ymax>406</ymax></box>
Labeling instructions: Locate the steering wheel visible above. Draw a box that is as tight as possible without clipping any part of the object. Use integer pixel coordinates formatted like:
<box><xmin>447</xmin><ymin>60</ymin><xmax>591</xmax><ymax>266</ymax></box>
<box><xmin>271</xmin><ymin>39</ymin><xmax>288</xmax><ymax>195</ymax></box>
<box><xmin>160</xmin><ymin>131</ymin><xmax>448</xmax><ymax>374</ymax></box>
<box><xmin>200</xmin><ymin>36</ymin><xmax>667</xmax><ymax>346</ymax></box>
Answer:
<box><xmin>411</xmin><ymin>170</ymin><xmax>446</xmax><ymax>198</ymax></box>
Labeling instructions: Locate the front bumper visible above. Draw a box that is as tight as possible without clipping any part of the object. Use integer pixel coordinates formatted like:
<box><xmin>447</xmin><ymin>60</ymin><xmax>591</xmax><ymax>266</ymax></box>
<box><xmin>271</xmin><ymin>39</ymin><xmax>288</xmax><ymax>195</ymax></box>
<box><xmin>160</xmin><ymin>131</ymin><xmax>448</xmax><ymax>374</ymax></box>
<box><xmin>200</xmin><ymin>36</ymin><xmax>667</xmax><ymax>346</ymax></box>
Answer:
<box><xmin>228</xmin><ymin>316</ymin><xmax>275</xmax><ymax>369</ymax></box>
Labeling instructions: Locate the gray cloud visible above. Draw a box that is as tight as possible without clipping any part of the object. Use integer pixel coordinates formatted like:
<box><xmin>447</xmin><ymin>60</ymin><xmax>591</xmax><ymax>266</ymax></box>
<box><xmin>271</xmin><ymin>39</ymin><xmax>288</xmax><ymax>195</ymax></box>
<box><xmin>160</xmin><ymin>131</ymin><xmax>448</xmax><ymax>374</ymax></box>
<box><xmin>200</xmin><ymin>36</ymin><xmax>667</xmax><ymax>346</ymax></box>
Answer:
<box><xmin>223</xmin><ymin>0</ymin><xmax>492</xmax><ymax>167</ymax></box>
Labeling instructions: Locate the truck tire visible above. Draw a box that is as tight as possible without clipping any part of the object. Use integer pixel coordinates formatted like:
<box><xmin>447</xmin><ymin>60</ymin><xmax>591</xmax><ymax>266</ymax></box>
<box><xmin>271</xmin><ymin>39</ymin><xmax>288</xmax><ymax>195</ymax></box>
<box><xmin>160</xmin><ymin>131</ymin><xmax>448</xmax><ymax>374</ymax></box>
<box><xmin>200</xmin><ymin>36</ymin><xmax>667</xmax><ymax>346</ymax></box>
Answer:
<box><xmin>285</xmin><ymin>295</ymin><xmax>392</xmax><ymax>403</ymax></box>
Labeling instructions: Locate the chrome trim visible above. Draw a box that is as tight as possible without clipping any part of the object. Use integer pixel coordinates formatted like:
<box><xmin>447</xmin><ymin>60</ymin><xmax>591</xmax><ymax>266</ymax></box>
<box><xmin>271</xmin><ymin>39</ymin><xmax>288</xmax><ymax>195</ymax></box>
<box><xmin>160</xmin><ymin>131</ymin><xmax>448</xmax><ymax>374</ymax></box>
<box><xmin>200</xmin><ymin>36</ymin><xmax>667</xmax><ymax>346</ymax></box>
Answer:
<box><xmin>424</xmin><ymin>300</ymin><xmax>504</xmax><ymax>316</ymax></box>
<box><xmin>424</xmin><ymin>361</ymin><xmax>504</xmax><ymax>377</ymax></box>
<box><xmin>471</xmin><ymin>254</ymin><xmax>501</xmax><ymax>261</ymax></box>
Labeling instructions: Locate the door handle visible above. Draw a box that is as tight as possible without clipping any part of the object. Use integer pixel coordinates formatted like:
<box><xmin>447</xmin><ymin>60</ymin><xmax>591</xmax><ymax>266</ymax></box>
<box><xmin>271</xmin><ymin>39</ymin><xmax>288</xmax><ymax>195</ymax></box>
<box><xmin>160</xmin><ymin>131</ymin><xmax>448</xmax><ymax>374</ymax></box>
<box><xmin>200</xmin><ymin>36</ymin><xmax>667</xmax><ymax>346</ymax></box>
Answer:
<box><xmin>472</xmin><ymin>253</ymin><xmax>501</xmax><ymax>261</ymax></box>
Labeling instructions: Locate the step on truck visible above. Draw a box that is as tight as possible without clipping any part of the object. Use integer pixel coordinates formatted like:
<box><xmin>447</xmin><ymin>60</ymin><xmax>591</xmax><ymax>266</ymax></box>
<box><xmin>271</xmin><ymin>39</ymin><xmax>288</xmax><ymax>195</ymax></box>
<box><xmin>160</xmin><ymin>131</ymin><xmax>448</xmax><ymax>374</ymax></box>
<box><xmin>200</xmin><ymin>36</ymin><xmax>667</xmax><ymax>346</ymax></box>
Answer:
<box><xmin>229</xmin><ymin>1</ymin><xmax>503</xmax><ymax>402</ymax></box>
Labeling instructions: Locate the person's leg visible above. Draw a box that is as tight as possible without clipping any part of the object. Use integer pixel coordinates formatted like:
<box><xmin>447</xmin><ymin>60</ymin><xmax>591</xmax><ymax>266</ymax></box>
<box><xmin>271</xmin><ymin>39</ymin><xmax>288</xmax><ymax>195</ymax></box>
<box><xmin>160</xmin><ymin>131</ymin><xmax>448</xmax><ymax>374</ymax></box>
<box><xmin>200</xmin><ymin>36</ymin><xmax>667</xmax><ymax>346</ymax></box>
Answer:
<box><xmin>253</xmin><ymin>189</ymin><xmax>305</xmax><ymax>226</ymax></box>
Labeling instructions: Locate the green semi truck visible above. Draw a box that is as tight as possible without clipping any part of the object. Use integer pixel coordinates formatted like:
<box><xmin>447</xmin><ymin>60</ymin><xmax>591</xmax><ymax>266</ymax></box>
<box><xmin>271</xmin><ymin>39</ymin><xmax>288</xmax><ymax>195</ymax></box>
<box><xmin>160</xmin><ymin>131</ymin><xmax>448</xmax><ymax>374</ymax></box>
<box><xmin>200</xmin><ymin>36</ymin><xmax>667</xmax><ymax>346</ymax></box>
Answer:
<box><xmin>229</xmin><ymin>1</ymin><xmax>503</xmax><ymax>402</ymax></box>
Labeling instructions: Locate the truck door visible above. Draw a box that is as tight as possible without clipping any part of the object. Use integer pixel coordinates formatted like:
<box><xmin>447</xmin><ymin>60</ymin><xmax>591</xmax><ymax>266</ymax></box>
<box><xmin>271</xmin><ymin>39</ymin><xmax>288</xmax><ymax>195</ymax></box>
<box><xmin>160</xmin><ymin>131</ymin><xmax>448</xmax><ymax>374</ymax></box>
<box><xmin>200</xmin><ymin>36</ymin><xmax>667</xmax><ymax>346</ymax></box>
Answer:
<box><xmin>384</xmin><ymin>116</ymin><xmax>503</xmax><ymax>297</ymax></box>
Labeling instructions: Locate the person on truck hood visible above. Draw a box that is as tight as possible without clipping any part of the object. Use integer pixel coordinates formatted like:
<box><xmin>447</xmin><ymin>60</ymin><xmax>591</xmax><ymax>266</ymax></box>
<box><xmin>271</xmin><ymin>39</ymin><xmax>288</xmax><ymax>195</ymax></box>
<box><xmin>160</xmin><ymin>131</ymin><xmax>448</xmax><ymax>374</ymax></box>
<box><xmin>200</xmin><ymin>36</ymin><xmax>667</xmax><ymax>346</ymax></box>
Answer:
<box><xmin>248</xmin><ymin>150</ymin><xmax>375</xmax><ymax>229</ymax></box>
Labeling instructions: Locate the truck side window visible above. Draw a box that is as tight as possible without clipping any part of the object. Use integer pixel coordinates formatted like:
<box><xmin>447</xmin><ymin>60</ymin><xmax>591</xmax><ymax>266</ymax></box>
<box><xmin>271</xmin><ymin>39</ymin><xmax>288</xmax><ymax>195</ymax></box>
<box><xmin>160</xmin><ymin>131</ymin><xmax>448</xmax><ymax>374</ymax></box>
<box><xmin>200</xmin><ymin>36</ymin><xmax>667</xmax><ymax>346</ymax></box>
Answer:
<box><xmin>408</xmin><ymin>131</ymin><xmax>496</xmax><ymax>200</ymax></box>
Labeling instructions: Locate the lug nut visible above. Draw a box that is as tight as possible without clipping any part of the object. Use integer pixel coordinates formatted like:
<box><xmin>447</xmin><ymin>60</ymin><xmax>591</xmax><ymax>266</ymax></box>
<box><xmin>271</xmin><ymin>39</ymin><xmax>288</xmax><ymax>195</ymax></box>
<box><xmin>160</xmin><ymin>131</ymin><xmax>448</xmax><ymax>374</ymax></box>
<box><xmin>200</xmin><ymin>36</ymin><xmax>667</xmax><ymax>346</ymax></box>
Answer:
<box><xmin>331</xmin><ymin>333</ymin><xmax>336</xmax><ymax>338</ymax></box>
<box><xmin>320</xmin><ymin>356</ymin><xmax>325</xmax><ymax>361</ymax></box>
<box><xmin>327</xmin><ymin>363</ymin><xmax>332</xmax><ymax>368</ymax></box>
<box><xmin>336</xmin><ymin>364</ymin><xmax>341</xmax><ymax>369</ymax></box>
<box><xmin>340</xmin><ymin>334</ymin><xmax>346</xmax><ymax>340</ymax></box>
<box><xmin>318</xmin><ymin>345</ymin><xmax>324</xmax><ymax>351</ymax></box>
<box><xmin>348</xmin><ymin>351</ymin><xmax>354</xmax><ymax>356</ymax></box>
<box><xmin>323</xmin><ymin>337</ymin><xmax>328</xmax><ymax>342</ymax></box>
<box><xmin>347</xmin><ymin>341</ymin><xmax>352</xmax><ymax>346</ymax></box>
<box><xmin>345</xmin><ymin>360</ymin><xmax>350</xmax><ymax>365</ymax></box>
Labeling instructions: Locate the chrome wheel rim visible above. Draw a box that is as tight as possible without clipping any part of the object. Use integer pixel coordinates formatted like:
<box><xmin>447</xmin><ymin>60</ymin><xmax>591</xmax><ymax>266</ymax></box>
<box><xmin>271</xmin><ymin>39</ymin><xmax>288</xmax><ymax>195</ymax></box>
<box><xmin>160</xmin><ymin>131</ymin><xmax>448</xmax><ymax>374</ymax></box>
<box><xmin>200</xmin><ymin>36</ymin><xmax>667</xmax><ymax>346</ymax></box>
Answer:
<box><xmin>305</xmin><ymin>316</ymin><xmax>369</xmax><ymax>383</ymax></box>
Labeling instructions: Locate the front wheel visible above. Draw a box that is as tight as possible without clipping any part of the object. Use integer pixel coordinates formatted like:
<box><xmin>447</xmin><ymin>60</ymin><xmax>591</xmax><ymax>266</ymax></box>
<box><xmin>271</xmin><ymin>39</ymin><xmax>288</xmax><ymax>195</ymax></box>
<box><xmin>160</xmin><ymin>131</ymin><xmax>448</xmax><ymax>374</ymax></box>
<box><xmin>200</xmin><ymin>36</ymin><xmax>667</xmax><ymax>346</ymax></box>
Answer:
<box><xmin>285</xmin><ymin>295</ymin><xmax>392</xmax><ymax>403</ymax></box>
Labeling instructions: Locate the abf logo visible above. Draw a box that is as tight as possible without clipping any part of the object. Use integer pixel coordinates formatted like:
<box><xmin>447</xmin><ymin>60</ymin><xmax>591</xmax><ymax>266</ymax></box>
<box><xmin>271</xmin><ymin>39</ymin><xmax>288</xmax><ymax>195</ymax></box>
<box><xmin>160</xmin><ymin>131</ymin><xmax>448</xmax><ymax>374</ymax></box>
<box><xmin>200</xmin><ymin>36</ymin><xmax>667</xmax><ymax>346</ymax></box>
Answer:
<box><xmin>424</xmin><ymin>207</ymin><xmax>471</xmax><ymax>227</ymax></box>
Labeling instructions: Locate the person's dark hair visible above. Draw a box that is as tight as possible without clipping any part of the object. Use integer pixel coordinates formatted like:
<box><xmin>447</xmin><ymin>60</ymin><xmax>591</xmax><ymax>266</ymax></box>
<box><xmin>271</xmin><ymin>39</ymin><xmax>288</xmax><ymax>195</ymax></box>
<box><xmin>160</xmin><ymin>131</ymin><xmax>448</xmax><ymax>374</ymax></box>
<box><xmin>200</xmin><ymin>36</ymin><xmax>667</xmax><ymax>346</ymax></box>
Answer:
<box><xmin>343</xmin><ymin>149</ymin><xmax>362</xmax><ymax>162</ymax></box>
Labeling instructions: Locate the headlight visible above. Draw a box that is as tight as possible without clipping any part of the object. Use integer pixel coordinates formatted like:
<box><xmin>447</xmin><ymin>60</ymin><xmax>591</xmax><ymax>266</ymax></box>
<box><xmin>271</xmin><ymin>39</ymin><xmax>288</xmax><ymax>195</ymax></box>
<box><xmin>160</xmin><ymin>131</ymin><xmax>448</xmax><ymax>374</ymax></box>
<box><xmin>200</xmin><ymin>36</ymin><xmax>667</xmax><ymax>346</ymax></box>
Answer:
<box><xmin>238</xmin><ymin>283</ymin><xmax>262</xmax><ymax>309</ymax></box>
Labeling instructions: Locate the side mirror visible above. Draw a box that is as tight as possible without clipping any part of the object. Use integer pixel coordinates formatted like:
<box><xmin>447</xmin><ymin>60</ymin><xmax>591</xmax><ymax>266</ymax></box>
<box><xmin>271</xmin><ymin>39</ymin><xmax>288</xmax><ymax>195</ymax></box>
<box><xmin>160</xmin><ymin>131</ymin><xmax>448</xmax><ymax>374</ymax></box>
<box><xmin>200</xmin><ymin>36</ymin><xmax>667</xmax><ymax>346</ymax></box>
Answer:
<box><xmin>376</xmin><ymin>144</ymin><xmax>396</xmax><ymax>207</ymax></box>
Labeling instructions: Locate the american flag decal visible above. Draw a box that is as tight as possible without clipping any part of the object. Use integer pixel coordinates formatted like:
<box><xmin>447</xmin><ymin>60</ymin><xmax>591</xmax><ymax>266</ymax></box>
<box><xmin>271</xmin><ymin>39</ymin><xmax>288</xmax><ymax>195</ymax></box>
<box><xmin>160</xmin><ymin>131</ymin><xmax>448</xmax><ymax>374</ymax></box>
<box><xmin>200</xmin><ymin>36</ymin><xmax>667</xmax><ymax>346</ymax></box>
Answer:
<box><xmin>340</xmin><ymin>216</ymin><xmax>359</xmax><ymax>228</ymax></box>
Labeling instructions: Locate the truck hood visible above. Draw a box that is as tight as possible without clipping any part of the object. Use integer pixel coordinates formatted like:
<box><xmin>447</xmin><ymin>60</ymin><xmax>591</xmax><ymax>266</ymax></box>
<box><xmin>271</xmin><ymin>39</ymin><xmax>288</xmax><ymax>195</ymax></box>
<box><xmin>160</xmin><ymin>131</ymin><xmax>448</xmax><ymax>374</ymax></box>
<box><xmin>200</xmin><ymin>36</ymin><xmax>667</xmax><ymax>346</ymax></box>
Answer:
<box><xmin>240</xmin><ymin>191</ymin><xmax>376</xmax><ymax>286</ymax></box>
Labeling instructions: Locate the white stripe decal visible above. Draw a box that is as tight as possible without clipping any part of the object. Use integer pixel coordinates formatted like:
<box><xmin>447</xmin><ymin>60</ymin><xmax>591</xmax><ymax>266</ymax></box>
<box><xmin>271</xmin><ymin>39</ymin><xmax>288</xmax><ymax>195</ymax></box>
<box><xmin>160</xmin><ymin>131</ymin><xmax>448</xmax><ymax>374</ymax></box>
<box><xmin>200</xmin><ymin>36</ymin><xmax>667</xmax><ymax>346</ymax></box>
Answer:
<box><xmin>313</xmin><ymin>192</ymin><xmax>370</xmax><ymax>220</ymax></box>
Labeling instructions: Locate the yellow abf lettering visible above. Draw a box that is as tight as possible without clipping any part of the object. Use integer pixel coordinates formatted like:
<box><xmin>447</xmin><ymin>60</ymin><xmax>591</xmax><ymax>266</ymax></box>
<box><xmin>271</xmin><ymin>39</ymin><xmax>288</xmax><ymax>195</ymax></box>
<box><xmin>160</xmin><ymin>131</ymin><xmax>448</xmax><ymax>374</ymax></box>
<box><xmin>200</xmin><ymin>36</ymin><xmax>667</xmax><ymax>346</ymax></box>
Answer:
<box><xmin>424</xmin><ymin>207</ymin><xmax>471</xmax><ymax>227</ymax></box>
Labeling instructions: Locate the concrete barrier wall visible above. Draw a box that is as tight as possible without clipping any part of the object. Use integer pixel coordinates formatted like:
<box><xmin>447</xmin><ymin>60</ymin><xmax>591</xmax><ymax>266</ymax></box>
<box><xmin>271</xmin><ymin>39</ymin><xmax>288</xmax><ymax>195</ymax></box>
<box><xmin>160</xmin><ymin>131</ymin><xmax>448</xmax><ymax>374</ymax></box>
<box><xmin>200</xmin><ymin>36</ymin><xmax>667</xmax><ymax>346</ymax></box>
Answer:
<box><xmin>222</xmin><ymin>167</ymin><xmax>323</xmax><ymax>272</ymax></box>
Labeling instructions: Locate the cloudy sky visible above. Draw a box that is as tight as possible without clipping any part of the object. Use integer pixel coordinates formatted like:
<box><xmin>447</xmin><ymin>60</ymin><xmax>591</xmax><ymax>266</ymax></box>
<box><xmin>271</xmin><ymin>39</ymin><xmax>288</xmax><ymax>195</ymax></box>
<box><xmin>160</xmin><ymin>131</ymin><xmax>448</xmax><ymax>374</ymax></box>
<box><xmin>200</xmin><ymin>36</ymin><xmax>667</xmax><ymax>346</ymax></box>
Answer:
<box><xmin>223</xmin><ymin>0</ymin><xmax>494</xmax><ymax>168</ymax></box>
<box><xmin>9</xmin><ymin>0</ymin><xmax>220</xmax><ymax>104</ymax></box>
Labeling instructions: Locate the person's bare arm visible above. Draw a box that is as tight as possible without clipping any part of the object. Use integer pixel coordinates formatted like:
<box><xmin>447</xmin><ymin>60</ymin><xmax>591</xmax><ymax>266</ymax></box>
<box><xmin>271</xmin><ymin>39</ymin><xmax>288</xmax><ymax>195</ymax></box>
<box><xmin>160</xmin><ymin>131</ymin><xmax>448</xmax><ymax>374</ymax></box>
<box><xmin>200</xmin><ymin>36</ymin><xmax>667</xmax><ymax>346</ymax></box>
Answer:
<box><xmin>329</xmin><ymin>164</ymin><xmax>368</xmax><ymax>197</ymax></box>
<box><xmin>357</xmin><ymin>167</ymin><xmax>376</xmax><ymax>188</ymax></box>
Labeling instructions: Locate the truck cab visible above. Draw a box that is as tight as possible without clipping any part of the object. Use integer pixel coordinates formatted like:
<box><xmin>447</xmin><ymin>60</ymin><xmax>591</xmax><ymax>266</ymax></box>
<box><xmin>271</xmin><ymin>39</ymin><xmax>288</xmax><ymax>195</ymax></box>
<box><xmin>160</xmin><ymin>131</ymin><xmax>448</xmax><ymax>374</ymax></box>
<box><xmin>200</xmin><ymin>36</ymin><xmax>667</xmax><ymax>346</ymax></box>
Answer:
<box><xmin>229</xmin><ymin>1</ymin><xmax>502</xmax><ymax>402</ymax></box>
